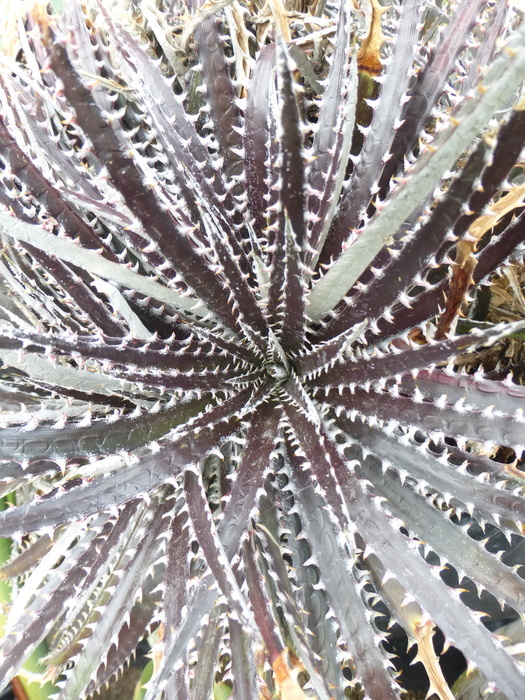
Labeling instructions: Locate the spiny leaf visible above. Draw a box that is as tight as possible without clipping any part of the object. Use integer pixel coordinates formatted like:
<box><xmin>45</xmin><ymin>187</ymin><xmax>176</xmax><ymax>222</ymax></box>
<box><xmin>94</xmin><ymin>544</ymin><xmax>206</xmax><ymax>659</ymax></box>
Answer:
<box><xmin>307</xmin><ymin>20</ymin><xmax>525</xmax><ymax>320</ymax></box>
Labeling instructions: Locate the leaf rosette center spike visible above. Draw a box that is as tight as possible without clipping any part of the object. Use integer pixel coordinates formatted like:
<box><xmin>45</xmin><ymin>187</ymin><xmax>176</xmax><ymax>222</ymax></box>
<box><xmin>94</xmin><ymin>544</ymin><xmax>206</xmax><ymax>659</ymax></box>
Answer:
<box><xmin>265</xmin><ymin>360</ymin><xmax>290</xmax><ymax>381</ymax></box>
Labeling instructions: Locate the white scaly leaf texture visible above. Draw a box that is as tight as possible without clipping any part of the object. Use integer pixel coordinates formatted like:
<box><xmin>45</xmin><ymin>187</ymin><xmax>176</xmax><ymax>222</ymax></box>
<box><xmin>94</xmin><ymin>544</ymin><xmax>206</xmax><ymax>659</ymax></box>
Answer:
<box><xmin>0</xmin><ymin>1</ymin><xmax>525</xmax><ymax>698</ymax></box>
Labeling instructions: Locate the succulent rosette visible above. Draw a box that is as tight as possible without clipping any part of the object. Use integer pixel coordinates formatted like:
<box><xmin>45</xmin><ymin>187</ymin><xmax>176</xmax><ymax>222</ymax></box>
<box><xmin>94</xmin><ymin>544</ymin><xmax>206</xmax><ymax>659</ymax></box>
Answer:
<box><xmin>0</xmin><ymin>1</ymin><xmax>525</xmax><ymax>698</ymax></box>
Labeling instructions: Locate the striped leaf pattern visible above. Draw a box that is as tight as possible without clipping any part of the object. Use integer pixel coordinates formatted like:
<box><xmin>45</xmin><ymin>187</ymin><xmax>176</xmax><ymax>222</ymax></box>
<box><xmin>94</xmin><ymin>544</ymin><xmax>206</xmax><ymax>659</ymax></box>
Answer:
<box><xmin>0</xmin><ymin>1</ymin><xmax>525</xmax><ymax>698</ymax></box>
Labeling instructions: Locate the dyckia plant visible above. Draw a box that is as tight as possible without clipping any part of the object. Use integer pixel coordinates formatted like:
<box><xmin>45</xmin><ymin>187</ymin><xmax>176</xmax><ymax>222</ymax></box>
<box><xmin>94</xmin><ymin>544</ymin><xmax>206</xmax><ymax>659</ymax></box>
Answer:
<box><xmin>1</xmin><ymin>0</ymin><xmax>525</xmax><ymax>698</ymax></box>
